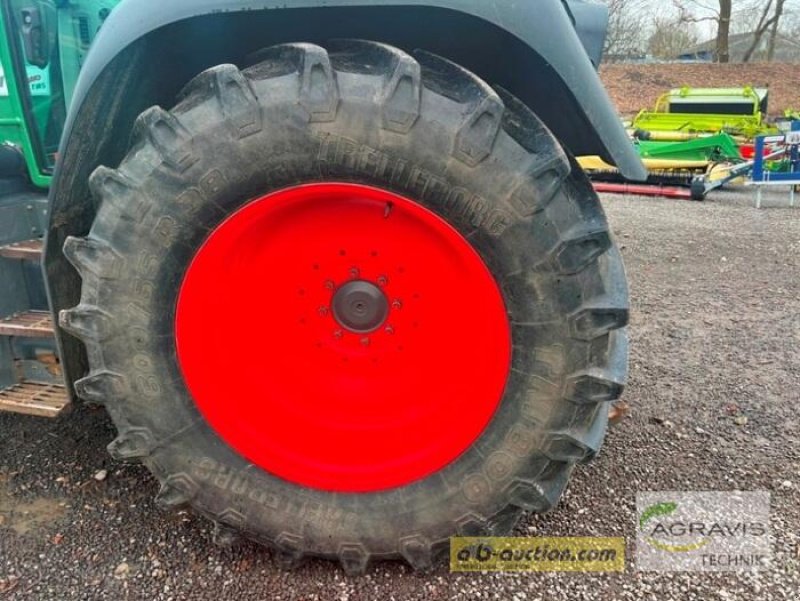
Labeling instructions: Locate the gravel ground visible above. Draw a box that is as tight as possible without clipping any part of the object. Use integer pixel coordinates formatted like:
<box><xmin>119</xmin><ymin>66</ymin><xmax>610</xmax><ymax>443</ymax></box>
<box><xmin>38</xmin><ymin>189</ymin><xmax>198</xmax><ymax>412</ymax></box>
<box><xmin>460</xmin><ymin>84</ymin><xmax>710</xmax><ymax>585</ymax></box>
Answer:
<box><xmin>1</xmin><ymin>187</ymin><xmax>799</xmax><ymax>600</ymax></box>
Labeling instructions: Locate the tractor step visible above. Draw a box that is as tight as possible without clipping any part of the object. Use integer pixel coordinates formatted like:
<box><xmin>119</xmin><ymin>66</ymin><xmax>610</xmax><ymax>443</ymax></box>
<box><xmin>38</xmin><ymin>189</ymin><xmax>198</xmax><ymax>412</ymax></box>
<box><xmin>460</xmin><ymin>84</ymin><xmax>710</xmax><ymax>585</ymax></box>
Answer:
<box><xmin>0</xmin><ymin>238</ymin><xmax>43</xmax><ymax>261</ymax></box>
<box><xmin>0</xmin><ymin>310</ymin><xmax>54</xmax><ymax>338</ymax></box>
<box><xmin>0</xmin><ymin>381</ymin><xmax>70</xmax><ymax>418</ymax></box>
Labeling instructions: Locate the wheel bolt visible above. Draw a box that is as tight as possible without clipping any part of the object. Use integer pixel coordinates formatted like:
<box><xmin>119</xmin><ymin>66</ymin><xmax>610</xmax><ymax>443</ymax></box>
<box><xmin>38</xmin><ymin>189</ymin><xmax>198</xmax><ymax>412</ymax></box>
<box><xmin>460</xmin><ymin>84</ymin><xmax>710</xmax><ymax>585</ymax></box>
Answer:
<box><xmin>392</xmin><ymin>299</ymin><xmax>403</xmax><ymax>310</ymax></box>
<box><xmin>385</xmin><ymin>325</ymin><xmax>395</xmax><ymax>335</ymax></box>
<box><xmin>377</xmin><ymin>276</ymin><xmax>389</xmax><ymax>287</ymax></box>
<box><xmin>324</xmin><ymin>280</ymin><xmax>336</xmax><ymax>291</ymax></box>
<box><xmin>334</xmin><ymin>330</ymin><xmax>343</xmax><ymax>339</ymax></box>
<box><xmin>318</xmin><ymin>306</ymin><xmax>329</xmax><ymax>317</ymax></box>
<box><xmin>350</xmin><ymin>267</ymin><xmax>360</xmax><ymax>278</ymax></box>
<box><xmin>360</xmin><ymin>337</ymin><xmax>371</xmax><ymax>347</ymax></box>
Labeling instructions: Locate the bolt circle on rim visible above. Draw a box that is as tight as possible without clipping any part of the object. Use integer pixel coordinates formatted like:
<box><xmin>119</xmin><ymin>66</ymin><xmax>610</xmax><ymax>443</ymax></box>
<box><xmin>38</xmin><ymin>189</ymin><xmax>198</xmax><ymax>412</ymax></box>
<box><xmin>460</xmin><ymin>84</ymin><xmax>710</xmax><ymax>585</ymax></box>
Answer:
<box><xmin>175</xmin><ymin>183</ymin><xmax>511</xmax><ymax>492</ymax></box>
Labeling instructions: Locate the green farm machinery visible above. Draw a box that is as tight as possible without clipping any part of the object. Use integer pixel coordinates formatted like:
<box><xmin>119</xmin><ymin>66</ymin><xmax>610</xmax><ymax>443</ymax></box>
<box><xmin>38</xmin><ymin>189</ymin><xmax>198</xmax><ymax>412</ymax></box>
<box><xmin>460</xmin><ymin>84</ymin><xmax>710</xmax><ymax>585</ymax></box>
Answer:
<box><xmin>582</xmin><ymin>86</ymin><xmax>782</xmax><ymax>199</ymax></box>
<box><xmin>631</xmin><ymin>86</ymin><xmax>774</xmax><ymax>139</ymax></box>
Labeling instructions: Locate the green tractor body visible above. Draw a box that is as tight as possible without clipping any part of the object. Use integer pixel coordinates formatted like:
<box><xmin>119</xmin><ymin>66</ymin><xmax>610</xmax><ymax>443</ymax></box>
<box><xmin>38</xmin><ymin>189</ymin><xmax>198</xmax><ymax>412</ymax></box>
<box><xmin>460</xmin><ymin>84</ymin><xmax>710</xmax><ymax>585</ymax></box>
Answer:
<box><xmin>0</xmin><ymin>1</ymin><xmax>114</xmax><ymax>189</ymax></box>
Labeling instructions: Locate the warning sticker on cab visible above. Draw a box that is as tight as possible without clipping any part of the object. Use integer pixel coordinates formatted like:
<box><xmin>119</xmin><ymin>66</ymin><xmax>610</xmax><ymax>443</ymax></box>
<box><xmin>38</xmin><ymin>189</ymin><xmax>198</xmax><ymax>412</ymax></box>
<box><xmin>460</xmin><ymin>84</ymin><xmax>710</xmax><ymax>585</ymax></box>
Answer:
<box><xmin>27</xmin><ymin>65</ymin><xmax>50</xmax><ymax>96</ymax></box>
<box><xmin>0</xmin><ymin>64</ymin><xmax>8</xmax><ymax>97</ymax></box>
<box><xmin>0</xmin><ymin>63</ymin><xmax>51</xmax><ymax>97</ymax></box>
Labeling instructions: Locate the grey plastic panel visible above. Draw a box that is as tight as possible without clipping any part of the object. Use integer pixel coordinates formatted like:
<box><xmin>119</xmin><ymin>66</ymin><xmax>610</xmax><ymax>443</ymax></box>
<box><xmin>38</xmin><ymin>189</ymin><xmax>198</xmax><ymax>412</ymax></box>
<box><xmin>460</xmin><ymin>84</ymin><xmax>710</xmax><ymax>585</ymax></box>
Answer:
<box><xmin>61</xmin><ymin>0</ymin><xmax>643</xmax><ymax>180</ymax></box>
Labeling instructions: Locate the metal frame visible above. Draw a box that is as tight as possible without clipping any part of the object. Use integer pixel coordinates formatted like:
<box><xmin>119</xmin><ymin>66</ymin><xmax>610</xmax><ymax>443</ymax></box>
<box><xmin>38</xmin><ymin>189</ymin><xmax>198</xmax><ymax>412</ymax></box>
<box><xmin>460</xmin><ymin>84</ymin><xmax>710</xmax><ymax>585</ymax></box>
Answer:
<box><xmin>750</xmin><ymin>127</ymin><xmax>800</xmax><ymax>209</ymax></box>
<box><xmin>0</xmin><ymin>191</ymin><xmax>50</xmax><ymax>391</ymax></box>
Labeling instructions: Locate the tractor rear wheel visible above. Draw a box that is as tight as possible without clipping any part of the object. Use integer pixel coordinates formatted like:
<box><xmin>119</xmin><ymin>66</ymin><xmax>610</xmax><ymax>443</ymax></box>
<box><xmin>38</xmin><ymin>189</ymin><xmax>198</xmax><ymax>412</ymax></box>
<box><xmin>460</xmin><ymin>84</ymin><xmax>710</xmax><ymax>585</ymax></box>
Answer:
<box><xmin>61</xmin><ymin>41</ymin><xmax>629</xmax><ymax>573</ymax></box>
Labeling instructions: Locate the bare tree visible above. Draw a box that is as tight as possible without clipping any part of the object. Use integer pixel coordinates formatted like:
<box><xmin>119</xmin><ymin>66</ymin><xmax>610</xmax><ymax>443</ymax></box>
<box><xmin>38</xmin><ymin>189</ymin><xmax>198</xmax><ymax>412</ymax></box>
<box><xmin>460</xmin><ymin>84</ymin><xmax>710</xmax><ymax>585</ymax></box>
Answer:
<box><xmin>717</xmin><ymin>0</ymin><xmax>732</xmax><ymax>62</ymax></box>
<box><xmin>603</xmin><ymin>0</ymin><xmax>648</xmax><ymax>61</ymax></box>
<box><xmin>785</xmin><ymin>6</ymin><xmax>800</xmax><ymax>38</ymax></box>
<box><xmin>648</xmin><ymin>16</ymin><xmax>700</xmax><ymax>59</ymax></box>
<box><xmin>717</xmin><ymin>0</ymin><xmax>733</xmax><ymax>63</ymax></box>
<box><xmin>741</xmin><ymin>0</ymin><xmax>775</xmax><ymax>62</ymax></box>
<box><xmin>674</xmin><ymin>0</ymin><xmax>790</xmax><ymax>62</ymax></box>
<box><xmin>673</xmin><ymin>0</ymin><xmax>733</xmax><ymax>63</ymax></box>
<box><xmin>734</xmin><ymin>0</ymin><xmax>788</xmax><ymax>62</ymax></box>
<box><xmin>766</xmin><ymin>0</ymin><xmax>787</xmax><ymax>61</ymax></box>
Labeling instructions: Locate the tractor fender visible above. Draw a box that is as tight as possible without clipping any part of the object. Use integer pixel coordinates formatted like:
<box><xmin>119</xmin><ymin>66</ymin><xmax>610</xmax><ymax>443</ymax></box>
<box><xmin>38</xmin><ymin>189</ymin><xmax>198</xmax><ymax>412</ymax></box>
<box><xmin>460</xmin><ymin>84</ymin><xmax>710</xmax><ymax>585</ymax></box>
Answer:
<box><xmin>45</xmin><ymin>0</ymin><xmax>645</xmax><ymax>393</ymax></box>
<box><xmin>59</xmin><ymin>0</ymin><xmax>644</xmax><ymax>180</ymax></box>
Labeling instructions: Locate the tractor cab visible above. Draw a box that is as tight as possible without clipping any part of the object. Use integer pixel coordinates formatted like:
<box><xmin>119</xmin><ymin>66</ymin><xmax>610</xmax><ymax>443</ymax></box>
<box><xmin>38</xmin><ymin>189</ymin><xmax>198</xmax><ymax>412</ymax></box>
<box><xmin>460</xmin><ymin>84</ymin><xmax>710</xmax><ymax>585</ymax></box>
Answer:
<box><xmin>0</xmin><ymin>1</ymin><xmax>116</xmax><ymax>185</ymax></box>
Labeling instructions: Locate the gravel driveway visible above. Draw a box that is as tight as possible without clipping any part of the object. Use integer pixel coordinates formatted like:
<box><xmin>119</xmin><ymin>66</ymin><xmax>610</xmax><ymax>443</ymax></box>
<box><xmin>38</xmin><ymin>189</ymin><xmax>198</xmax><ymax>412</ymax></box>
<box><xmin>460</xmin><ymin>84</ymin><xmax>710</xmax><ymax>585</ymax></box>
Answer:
<box><xmin>2</xmin><ymin>189</ymin><xmax>799</xmax><ymax>600</ymax></box>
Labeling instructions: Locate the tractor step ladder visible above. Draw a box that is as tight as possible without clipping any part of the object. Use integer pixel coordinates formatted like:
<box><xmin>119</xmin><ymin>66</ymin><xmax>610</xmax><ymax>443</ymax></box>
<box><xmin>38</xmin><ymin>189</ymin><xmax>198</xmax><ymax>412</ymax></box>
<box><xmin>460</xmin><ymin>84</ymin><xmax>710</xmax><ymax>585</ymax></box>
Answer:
<box><xmin>0</xmin><ymin>310</ymin><xmax>55</xmax><ymax>337</ymax></box>
<box><xmin>0</xmin><ymin>381</ymin><xmax>69</xmax><ymax>418</ymax></box>
<box><xmin>0</xmin><ymin>238</ymin><xmax>44</xmax><ymax>260</ymax></box>
<box><xmin>0</xmin><ymin>237</ymin><xmax>70</xmax><ymax>418</ymax></box>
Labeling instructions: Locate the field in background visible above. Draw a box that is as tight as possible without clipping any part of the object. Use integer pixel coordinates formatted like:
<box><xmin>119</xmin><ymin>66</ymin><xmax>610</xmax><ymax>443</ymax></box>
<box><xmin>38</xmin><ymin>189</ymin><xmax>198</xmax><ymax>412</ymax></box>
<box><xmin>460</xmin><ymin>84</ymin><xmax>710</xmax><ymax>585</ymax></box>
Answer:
<box><xmin>600</xmin><ymin>62</ymin><xmax>800</xmax><ymax>118</ymax></box>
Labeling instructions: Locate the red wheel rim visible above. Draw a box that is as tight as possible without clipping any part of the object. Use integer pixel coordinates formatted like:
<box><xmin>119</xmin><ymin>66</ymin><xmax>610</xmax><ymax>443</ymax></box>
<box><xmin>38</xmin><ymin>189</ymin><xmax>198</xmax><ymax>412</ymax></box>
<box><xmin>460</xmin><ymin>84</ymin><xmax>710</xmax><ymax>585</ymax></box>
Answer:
<box><xmin>176</xmin><ymin>183</ymin><xmax>511</xmax><ymax>492</ymax></box>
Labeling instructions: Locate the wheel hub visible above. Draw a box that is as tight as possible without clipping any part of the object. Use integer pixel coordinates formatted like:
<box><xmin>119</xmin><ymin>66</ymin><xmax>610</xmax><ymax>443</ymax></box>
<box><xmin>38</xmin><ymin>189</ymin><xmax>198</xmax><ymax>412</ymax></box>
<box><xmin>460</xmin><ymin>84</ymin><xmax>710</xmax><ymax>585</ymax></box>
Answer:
<box><xmin>175</xmin><ymin>183</ymin><xmax>511</xmax><ymax>492</ymax></box>
<box><xmin>332</xmin><ymin>280</ymin><xmax>389</xmax><ymax>334</ymax></box>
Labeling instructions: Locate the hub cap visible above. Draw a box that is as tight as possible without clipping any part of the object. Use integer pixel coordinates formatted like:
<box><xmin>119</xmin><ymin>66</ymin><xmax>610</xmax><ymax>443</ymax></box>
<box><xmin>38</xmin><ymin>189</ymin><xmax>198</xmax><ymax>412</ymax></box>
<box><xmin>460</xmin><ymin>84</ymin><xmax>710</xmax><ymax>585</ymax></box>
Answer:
<box><xmin>332</xmin><ymin>280</ymin><xmax>389</xmax><ymax>334</ymax></box>
<box><xmin>175</xmin><ymin>183</ymin><xmax>511</xmax><ymax>492</ymax></box>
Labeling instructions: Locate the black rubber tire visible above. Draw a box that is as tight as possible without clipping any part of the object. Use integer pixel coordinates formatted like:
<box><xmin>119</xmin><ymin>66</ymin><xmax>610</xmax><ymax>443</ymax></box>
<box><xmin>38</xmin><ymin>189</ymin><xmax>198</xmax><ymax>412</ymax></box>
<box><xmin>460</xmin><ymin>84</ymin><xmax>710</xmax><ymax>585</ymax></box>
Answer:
<box><xmin>60</xmin><ymin>41</ymin><xmax>629</xmax><ymax>574</ymax></box>
<box><xmin>690</xmin><ymin>177</ymin><xmax>707</xmax><ymax>201</ymax></box>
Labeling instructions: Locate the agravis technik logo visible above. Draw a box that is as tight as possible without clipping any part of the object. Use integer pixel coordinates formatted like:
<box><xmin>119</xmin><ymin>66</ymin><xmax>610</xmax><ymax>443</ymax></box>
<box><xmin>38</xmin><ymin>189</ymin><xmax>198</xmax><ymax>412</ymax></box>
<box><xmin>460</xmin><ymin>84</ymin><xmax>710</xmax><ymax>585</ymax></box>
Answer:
<box><xmin>636</xmin><ymin>492</ymin><xmax>771</xmax><ymax>572</ymax></box>
<box><xmin>640</xmin><ymin>501</ymin><xmax>710</xmax><ymax>553</ymax></box>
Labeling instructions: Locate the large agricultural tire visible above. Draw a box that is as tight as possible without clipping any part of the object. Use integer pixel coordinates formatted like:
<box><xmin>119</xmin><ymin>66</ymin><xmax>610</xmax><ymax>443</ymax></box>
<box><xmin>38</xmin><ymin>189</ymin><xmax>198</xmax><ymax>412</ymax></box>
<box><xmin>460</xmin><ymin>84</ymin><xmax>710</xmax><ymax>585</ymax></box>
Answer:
<box><xmin>61</xmin><ymin>41</ymin><xmax>629</xmax><ymax>574</ymax></box>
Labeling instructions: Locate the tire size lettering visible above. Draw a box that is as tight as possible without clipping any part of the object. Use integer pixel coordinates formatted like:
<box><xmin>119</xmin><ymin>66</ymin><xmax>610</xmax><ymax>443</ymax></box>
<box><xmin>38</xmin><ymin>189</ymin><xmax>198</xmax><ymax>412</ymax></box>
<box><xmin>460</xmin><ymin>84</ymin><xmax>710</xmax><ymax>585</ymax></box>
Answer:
<box><xmin>317</xmin><ymin>133</ymin><xmax>512</xmax><ymax>236</ymax></box>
